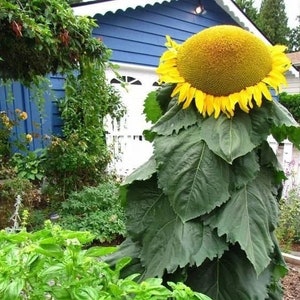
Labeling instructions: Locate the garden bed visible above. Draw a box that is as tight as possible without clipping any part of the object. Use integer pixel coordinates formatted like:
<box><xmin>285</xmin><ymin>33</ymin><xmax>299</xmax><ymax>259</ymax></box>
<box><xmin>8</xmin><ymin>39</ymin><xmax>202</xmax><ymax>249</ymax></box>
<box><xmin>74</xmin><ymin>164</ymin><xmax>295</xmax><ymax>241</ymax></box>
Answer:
<box><xmin>283</xmin><ymin>263</ymin><xmax>300</xmax><ymax>299</ymax></box>
<box><xmin>283</xmin><ymin>244</ymin><xmax>300</xmax><ymax>299</ymax></box>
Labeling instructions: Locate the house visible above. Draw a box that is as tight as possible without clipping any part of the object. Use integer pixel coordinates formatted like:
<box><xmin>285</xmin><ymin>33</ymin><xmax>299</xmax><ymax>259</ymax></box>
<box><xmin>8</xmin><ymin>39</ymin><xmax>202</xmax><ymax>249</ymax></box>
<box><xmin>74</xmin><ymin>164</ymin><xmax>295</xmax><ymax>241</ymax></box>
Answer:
<box><xmin>287</xmin><ymin>51</ymin><xmax>300</xmax><ymax>94</ymax></box>
<box><xmin>0</xmin><ymin>0</ymin><xmax>299</xmax><ymax>175</ymax></box>
<box><xmin>72</xmin><ymin>0</ymin><xmax>300</xmax><ymax>175</ymax></box>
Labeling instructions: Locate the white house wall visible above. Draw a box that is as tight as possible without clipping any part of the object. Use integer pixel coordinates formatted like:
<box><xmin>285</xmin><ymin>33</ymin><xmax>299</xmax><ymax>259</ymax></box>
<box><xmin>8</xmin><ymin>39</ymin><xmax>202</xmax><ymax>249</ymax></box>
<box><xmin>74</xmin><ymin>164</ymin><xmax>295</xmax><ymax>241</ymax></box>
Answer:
<box><xmin>105</xmin><ymin>63</ymin><xmax>157</xmax><ymax>176</ymax></box>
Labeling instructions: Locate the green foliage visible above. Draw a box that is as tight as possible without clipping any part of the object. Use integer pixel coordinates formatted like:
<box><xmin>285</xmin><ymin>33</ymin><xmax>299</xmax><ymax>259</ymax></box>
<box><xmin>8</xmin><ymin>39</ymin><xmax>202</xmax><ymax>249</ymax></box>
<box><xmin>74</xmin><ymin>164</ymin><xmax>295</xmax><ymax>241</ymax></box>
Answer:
<box><xmin>235</xmin><ymin>0</ymin><xmax>258</xmax><ymax>23</ymax></box>
<box><xmin>288</xmin><ymin>21</ymin><xmax>300</xmax><ymax>51</ymax></box>
<box><xmin>58</xmin><ymin>182</ymin><xmax>126</xmax><ymax>243</ymax></box>
<box><xmin>0</xmin><ymin>222</ymin><xmax>211</xmax><ymax>299</ymax></box>
<box><xmin>43</xmin><ymin>56</ymin><xmax>124</xmax><ymax>197</ymax></box>
<box><xmin>0</xmin><ymin>0</ymin><xmax>103</xmax><ymax>85</ymax></box>
<box><xmin>0</xmin><ymin>178</ymin><xmax>41</xmax><ymax>229</ymax></box>
<box><xmin>11</xmin><ymin>149</ymin><xmax>45</xmax><ymax>182</ymax></box>
<box><xmin>0</xmin><ymin>111</ymin><xmax>12</xmax><ymax>162</ymax></box>
<box><xmin>0</xmin><ymin>177</ymin><xmax>33</xmax><ymax>202</ymax></box>
<box><xmin>279</xmin><ymin>92</ymin><xmax>300</xmax><ymax>123</ymax></box>
<box><xmin>115</xmin><ymin>86</ymin><xmax>300</xmax><ymax>299</ymax></box>
<box><xmin>257</xmin><ymin>0</ymin><xmax>290</xmax><ymax>45</ymax></box>
<box><xmin>235</xmin><ymin>0</ymin><xmax>299</xmax><ymax>51</ymax></box>
<box><xmin>277</xmin><ymin>187</ymin><xmax>300</xmax><ymax>251</ymax></box>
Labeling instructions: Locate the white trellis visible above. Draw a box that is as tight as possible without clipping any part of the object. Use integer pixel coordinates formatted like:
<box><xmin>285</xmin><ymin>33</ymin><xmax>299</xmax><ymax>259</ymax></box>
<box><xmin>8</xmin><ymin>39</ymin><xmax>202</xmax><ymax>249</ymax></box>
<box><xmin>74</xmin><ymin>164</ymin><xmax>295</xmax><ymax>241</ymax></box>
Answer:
<box><xmin>267</xmin><ymin>136</ymin><xmax>300</xmax><ymax>197</ymax></box>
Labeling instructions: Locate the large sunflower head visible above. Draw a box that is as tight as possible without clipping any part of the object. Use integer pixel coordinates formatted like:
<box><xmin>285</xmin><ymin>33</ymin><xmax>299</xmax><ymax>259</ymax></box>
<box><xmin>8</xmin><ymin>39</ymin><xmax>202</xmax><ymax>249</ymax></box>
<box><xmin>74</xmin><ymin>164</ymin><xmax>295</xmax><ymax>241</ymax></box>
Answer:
<box><xmin>156</xmin><ymin>25</ymin><xmax>291</xmax><ymax>118</ymax></box>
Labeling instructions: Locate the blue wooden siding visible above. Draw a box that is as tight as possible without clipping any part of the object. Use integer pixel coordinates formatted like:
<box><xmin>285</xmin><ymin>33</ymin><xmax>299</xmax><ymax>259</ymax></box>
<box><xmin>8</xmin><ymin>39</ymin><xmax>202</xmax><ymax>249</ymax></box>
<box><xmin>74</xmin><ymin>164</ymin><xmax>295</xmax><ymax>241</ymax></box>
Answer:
<box><xmin>0</xmin><ymin>75</ymin><xmax>64</xmax><ymax>151</ymax></box>
<box><xmin>93</xmin><ymin>0</ymin><xmax>238</xmax><ymax>67</ymax></box>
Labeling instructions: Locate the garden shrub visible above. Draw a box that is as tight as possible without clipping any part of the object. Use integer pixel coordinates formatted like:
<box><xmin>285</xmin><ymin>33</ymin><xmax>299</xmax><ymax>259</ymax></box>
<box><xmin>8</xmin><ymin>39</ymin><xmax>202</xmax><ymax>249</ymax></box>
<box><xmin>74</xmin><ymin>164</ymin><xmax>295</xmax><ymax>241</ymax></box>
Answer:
<box><xmin>58</xmin><ymin>181</ymin><xmax>126</xmax><ymax>243</ymax></box>
<box><xmin>279</xmin><ymin>92</ymin><xmax>300</xmax><ymax>123</ymax></box>
<box><xmin>0</xmin><ymin>222</ymin><xmax>211</xmax><ymax>299</ymax></box>
<box><xmin>0</xmin><ymin>178</ymin><xmax>41</xmax><ymax>229</ymax></box>
<box><xmin>277</xmin><ymin>187</ymin><xmax>300</xmax><ymax>251</ymax></box>
<box><xmin>43</xmin><ymin>56</ymin><xmax>124</xmax><ymax>198</ymax></box>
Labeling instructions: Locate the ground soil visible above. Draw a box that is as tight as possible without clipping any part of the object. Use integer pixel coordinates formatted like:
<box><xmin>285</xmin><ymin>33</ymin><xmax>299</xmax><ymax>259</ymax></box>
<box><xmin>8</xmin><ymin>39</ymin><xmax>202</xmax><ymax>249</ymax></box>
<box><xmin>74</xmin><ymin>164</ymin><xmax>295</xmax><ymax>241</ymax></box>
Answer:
<box><xmin>282</xmin><ymin>264</ymin><xmax>300</xmax><ymax>300</ymax></box>
<box><xmin>282</xmin><ymin>244</ymin><xmax>300</xmax><ymax>300</ymax></box>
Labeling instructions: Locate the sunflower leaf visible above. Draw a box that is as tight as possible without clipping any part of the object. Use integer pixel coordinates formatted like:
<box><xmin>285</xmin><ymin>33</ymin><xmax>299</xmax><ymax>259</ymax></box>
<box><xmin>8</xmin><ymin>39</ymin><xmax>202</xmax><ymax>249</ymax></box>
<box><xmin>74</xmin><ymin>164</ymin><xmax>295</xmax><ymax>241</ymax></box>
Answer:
<box><xmin>199</xmin><ymin>113</ymin><xmax>255</xmax><ymax>163</ymax></box>
<box><xmin>124</xmin><ymin>176</ymin><xmax>228</xmax><ymax>278</ymax></box>
<box><xmin>125</xmin><ymin>175</ymin><xmax>167</xmax><ymax>240</ymax></box>
<box><xmin>192</xmin><ymin>226</ymin><xmax>229</xmax><ymax>267</ymax></box>
<box><xmin>269</xmin><ymin>100</ymin><xmax>300</xmax><ymax>147</ymax></box>
<box><xmin>141</xmin><ymin>215</ymin><xmax>201</xmax><ymax>278</ymax></box>
<box><xmin>229</xmin><ymin>150</ymin><xmax>260</xmax><ymax>190</ymax></box>
<box><xmin>271</xmin><ymin>99</ymin><xmax>298</xmax><ymax>127</ymax></box>
<box><xmin>155</xmin><ymin>126</ymin><xmax>230</xmax><ymax>222</ymax></box>
<box><xmin>186</xmin><ymin>245</ymin><xmax>271</xmax><ymax>300</ymax></box>
<box><xmin>143</xmin><ymin>91</ymin><xmax>163</xmax><ymax>124</ymax></box>
<box><xmin>204</xmin><ymin>170</ymin><xmax>277</xmax><ymax>275</ymax></box>
<box><xmin>151</xmin><ymin>102</ymin><xmax>200</xmax><ymax>136</ymax></box>
<box><xmin>156</xmin><ymin>83</ymin><xmax>176</xmax><ymax>113</ymax></box>
<box><xmin>141</xmin><ymin>217</ymin><xmax>228</xmax><ymax>279</ymax></box>
<box><xmin>123</xmin><ymin>156</ymin><xmax>157</xmax><ymax>185</ymax></box>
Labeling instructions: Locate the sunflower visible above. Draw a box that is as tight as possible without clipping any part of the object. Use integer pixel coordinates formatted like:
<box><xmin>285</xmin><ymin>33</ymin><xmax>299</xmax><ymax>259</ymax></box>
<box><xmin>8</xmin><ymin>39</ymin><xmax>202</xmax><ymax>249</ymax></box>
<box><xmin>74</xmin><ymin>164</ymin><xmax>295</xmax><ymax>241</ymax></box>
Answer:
<box><xmin>156</xmin><ymin>25</ymin><xmax>291</xmax><ymax>118</ymax></box>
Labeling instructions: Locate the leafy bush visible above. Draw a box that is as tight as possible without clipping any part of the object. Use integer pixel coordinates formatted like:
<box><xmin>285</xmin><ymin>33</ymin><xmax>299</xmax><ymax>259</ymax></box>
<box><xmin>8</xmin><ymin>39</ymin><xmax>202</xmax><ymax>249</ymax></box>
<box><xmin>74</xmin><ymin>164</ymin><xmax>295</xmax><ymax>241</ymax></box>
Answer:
<box><xmin>58</xmin><ymin>182</ymin><xmax>126</xmax><ymax>243</ymax></box>
<box><xmin>279</xmin><ymin>92</ymin><xmax>300</xmax><ymax>123</ymax></box>
<box><xmin>11</xmin><ymin>149</ymin><xmax>45</xmax><ymax>182</ymax></box>
<box><xmin>277</xmin><ymin>187</ymin><xmax>300</xmax><ymax>251</ymax></box>
<box><xmin>0</xmin><ymin>222</ymin><xmax>211</xmax><ymax>299</ymax></box>
<box><xmin>43</xmin><ymin>56</ymin><xmax>124</xmax><ymax>197</ymax></box>
<box><xmin>0</xmin><ymin>178</ymin><xmax>42</xmax><ymax>229</ymax></box>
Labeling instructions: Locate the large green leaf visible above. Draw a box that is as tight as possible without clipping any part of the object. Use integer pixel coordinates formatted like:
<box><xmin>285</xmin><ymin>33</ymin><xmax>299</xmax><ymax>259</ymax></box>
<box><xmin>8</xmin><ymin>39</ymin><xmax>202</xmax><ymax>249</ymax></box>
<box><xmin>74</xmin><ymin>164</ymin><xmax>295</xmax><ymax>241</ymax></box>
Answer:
<box><xmin>143</xmin><ymin>91</ymin><xmax>163</xmax><ymax>124</ymax></box>
<box><xmin>123</xmin><ymin>156</ymin><xmax>157</xmax><ymax>186</ymax></box>
<box><xmin>192</xmin><ymin>226</ymin><xmax>228</xmax><ymax>267</ymax></box>
<box><xmin>248</xmin><ymin>102</ymin><xmax>274</xmax><ymax>145</ymax></box>
<box><xmin>205</xmin><ymin>170</ymin><xmax>278</xmax><ymax>274</ymax></box>
<box><xmin>229</xmin><ymin>150</ymin><xmax>260</xmax><ymax>190</ymax></box>
<box><xmin>125</xmin><ymin>175</ymin><xmax>168</xmax><ymax>240</ymax></box>
<box><xmin>199</xmin><ymin>113</ymin><xmax>255</xmax><ymax>163</ymax></box>
<box><xmin>141</xmin><ymin>216</ymin><xmax>202</xmax><ymax>278</ymax></box>
<box><xmin>104</xmin><ymin>238</ymin><xmax>146</xmax><ymax>280</ymax></box>
<box><xmin>186</xmin><ymin>245</ymin><xmax>271</xmax><ymax>300</ymax></box>
<box><xmin>270</xmin><ymin>100</ymin><xmax>300</xmax><ymax>147</ymax></box>
<box><xmin>151</xmin><ymin>102</ymin><xmax>201</xmax><ymax>136</ymax></box>
<box><xmin>259</xmin><ymin>141</ymin><xmax>285</xmax><ymax>195</ymax></box>
<box><xmin>140</xmin><ymin>215</ymin><xmax>228</xmax><ymax>278</ymax></box>
<box><xmin>271</xmin><ymin>99</ymin><xmax>298</xmax><ymax>127</ymax></box>
<box><xmin>124</xmin><ymin>177</ymin><xmax>228</xmax><ymax>278</ymax></box>
<box><xmin>155</xmin><ymin>126</ymin><xmax>230</xmax><ymax>221</ymax></box>
<box><xmin>156</xmin><ymin>83</ymin><xmax>175</xmax><ymax>113</ymax></box>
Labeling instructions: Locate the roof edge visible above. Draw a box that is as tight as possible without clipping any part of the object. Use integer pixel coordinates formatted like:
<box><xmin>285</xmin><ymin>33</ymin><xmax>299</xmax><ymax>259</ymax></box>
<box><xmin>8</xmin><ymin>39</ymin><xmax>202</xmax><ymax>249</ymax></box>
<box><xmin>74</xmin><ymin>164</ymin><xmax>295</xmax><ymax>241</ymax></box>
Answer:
<box><xmin>72</xmin><ymin>0</ymin><xmax>175</xmax><ymax>16</ymax></box>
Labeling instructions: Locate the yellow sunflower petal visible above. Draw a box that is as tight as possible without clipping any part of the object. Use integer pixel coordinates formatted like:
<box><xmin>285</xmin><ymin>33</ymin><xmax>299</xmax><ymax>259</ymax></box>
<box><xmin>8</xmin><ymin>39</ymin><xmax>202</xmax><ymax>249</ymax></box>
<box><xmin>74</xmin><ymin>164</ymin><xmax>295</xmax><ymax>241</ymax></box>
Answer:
<box><xmin>194</xmin><ymin>90</ymin><xmax>205</xmax><ymax>113</ymax></box>
<box><xmin>253</xmin><ymin>85</ymin><xmax>262</xmax><ymax>107</ymax></box>
<box><xmin>183</xmin><ymin>86</ymin><xmax>196</xmax><ymax>109</ymax></box>
<box><xmin>238</xmin><ymin>89</ymin><xmax>250</xmax><ymax>113</ymax></box>
<box><xmin>160</xmin><ymin>50</ymin><xmax>177</xmax><ymax>61</ymax></box>
<box><xmin>171</xmin><ymin>83</ymin><xmax>184</xmax><ymax>97</ymax></box>
<box><xmin>258</xmin><ymin>82</ymin><xmax>272</xmax><ymax>101</ymax></box>
<box><xmin>206</xmin><ymin>94</ymin><xmax>214</xmax><ymax>116</ymax></box>
<box><xmin>178</xmin><ymin>82</ymin><xmax>191</xmax><ymax>103</ymax></box>
<box><xmin>213</xmin><ymin>97</ymin><xmax>221</xmax><ymax>119</ymax></box>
